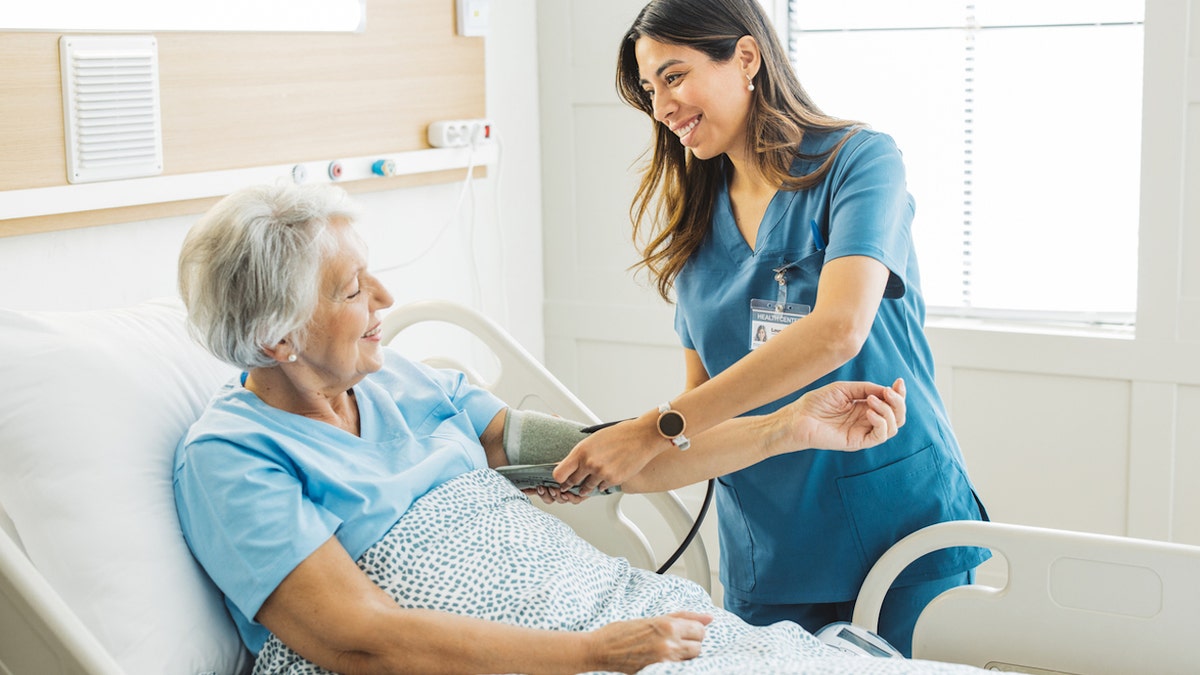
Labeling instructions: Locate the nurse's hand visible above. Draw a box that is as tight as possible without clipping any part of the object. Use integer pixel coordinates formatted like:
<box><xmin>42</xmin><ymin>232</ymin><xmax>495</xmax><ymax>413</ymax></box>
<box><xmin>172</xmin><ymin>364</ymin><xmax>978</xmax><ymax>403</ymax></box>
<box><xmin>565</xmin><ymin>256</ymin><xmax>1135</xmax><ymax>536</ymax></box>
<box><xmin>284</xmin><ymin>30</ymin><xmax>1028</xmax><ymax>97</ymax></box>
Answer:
<box><xmin>776</xmin><ymin>378</ymin><xmax>906</xmax><ymax>453</ymax></box>
<box><xmin>552</xmin><ymin>412</ymin><xmax>665</xmax><ymax>496</ymax></box>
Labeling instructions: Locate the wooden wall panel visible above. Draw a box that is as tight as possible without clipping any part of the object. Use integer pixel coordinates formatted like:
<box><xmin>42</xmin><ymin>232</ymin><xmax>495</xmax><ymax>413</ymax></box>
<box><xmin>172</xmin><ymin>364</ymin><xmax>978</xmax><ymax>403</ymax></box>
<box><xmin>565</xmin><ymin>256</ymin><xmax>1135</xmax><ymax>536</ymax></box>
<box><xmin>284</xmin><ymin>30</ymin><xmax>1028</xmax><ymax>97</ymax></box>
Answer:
<box><xmin>0</xmin><ymin>34</ymin><xmax>65</xmax><ymax>189</ymax></box>
<box><xmin>0</xmin><ymin>0</ymin><xmax>485</xmax><ymax>233</ymax></box>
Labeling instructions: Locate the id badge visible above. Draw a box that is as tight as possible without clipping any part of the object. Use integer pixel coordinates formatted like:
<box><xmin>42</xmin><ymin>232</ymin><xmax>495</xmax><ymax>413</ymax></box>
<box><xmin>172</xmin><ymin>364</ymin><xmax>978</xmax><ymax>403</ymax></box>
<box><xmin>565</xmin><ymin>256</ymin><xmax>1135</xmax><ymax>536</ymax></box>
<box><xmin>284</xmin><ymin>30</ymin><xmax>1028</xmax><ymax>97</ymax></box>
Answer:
<box><xmin>750</xmin><ymin>298</ymin><xmax>810</xmax><ymax>350</ymax></box>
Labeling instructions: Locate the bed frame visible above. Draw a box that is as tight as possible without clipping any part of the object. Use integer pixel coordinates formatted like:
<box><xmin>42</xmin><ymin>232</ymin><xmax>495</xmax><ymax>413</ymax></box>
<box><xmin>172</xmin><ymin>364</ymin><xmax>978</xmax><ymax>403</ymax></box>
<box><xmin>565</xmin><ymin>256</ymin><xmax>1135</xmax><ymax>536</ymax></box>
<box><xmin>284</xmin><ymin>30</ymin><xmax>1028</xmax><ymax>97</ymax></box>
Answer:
<box><xmin>852</xmin><ymin>520</ymin><xmax>1200</xmax><ymax>674</ymax></box>
<box><xmin>0</xmin><ymin>519</ymin><xmax>127</xmax><ymax>675</ymax></box>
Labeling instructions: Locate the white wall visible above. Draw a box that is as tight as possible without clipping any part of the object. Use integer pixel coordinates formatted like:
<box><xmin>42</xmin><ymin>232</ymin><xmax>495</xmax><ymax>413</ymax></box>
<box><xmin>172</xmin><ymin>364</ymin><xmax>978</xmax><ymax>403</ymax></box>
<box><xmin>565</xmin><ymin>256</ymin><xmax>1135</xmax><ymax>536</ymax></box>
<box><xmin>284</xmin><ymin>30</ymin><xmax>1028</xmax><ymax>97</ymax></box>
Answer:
<box><xmin>536</xmin><ymin>0</ymin><xmax>1199</xmax><ymax>596</ymax></box>
<box><xmin>0</xmin><ymin>0</ymin><xmax>545</xmax><ymax>357</ymax></box>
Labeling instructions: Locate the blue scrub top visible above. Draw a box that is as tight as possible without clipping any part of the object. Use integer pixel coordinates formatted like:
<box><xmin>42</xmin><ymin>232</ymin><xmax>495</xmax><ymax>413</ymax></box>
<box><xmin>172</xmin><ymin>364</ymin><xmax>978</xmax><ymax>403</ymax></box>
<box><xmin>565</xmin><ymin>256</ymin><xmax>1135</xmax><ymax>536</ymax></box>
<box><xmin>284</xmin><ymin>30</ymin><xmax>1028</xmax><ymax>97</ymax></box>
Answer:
<box><xmin>674</xmin><ymin>128</ymin><xmax>987</xmax><ymax>603</ymax></box>
<box><xmin>174</xmin><ymin>349</ymin><xmax>506</xmax><ymax>652</ymax></box>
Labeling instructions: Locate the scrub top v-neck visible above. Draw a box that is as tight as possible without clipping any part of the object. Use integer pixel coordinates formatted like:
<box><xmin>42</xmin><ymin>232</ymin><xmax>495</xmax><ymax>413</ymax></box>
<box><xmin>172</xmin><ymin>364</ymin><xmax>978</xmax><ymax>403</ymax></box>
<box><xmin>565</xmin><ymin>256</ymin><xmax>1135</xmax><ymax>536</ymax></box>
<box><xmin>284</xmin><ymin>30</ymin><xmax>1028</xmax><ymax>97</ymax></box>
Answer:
<box><xmin>672</xmin><ymin>127</ymin><xmax>988</xmax><ymax>604</ymax></box>
<box><xmin>720</xmin><ymin>185</ymin><xmax>801</xmax><ymax>257</ymax></box>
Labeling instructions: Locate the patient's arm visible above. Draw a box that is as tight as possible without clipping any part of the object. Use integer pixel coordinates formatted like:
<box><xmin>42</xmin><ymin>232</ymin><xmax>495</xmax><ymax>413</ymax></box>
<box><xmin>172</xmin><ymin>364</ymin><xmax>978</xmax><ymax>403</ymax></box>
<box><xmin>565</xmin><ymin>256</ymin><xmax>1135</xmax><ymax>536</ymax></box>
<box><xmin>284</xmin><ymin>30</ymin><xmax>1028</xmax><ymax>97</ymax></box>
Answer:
<box><xmin>479</xmin><ymin>408</ymin><xmax>509</xmax><ymax>468</ymax></box>
<box><xmin>255</xmin><ymin>536</ymin><xmax>711</xmax><ymax>675</ymax></box>
<box><xmin>621</xmin><ymin>378</ymin><xmax>906</xmax><ymax>494</ymax></box>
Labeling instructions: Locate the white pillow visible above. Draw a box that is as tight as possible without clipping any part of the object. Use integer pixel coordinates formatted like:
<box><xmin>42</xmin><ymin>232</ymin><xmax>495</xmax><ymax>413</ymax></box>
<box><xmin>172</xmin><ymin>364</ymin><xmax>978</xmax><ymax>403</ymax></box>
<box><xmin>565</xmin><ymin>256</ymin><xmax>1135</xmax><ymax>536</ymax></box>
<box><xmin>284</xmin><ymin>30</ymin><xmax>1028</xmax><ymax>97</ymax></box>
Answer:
<box><xmin>0</xmin><ymin>299</ymin><xmax>250</xmax><ymax>675</ymax></box>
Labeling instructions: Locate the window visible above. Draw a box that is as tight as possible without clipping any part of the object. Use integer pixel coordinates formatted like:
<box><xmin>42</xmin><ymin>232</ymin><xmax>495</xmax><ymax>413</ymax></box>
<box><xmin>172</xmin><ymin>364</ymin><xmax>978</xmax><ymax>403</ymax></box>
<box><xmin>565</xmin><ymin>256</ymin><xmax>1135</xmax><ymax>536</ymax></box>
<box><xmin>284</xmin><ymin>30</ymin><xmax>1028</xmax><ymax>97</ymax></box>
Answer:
<box><xmin>787</xmin><ymin>1</ymin><xmax>1143</xmax><ymax>327</ymax></box>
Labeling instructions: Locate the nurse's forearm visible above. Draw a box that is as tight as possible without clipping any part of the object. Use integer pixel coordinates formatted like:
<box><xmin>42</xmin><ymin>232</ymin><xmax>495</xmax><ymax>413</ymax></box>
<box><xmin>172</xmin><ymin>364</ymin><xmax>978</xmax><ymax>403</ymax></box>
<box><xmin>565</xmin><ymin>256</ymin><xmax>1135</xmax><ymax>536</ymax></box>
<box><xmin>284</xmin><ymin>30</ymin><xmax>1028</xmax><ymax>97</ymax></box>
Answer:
<box><xmin>621</xmin><ymin>414</ymin><xmax>785</xmax><ymax>493</ymax></box>
<box><xmin>622</xmin><ymin>377</ymin><xmax>905</xmax><ymax>493</ymax></box>
<box><xmin>669</xmin><ymin>319</ymin><xmax>852</xmax><ymax>440</ymax></box>
<box><xmin>667</xmin><ymin>256</ymin><xmax>888</xmax><ymax>441</ymax></box>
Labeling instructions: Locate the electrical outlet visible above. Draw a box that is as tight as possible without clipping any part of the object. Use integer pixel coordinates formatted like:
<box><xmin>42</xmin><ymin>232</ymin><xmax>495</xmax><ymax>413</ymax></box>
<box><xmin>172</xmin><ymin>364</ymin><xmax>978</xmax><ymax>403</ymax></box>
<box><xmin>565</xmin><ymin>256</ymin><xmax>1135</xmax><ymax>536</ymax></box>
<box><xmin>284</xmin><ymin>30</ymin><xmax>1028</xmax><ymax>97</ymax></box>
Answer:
<box><xmin>428</xmin><ymin>119</ymin><xmax>493</xmax><ymax>148</ymax></box>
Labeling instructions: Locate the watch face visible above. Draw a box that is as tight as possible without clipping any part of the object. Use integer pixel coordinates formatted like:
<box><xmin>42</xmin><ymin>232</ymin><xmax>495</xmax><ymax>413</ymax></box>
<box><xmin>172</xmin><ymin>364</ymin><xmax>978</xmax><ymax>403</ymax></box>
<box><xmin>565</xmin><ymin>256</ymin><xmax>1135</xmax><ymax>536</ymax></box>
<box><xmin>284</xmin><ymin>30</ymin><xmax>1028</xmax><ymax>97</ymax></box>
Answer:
<box><xmin>658</xmin><ymin>410</ymin><xmax>685</xmax><ymax>437</ymax></box>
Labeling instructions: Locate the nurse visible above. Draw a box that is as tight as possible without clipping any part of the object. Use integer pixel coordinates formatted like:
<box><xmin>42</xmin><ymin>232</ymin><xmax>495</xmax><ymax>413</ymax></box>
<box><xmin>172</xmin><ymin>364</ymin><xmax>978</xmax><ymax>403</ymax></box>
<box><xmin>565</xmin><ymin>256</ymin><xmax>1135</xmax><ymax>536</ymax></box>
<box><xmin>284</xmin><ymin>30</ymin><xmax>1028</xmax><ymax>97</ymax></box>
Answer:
<box><xmin>553</xmin><ymin>0</ymin><xmax>989</xmax><ymax>657</ymax></box>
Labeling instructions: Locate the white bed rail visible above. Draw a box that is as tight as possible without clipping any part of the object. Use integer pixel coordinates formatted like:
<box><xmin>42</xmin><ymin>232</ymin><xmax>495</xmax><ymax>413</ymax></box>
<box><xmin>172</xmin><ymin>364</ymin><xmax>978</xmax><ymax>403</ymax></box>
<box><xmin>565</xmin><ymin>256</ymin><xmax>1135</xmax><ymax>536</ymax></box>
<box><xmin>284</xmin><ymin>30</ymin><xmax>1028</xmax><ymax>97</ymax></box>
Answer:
<box><xmin>852</xmin><ymin>520</ymin><xmax>1200</xmax><ymax>674</ymax></box>
<box><xmin>380</xmin><ymin>300</ymin><xmax>711</xmax><ymax>591</ymax></box>
<box><xmin>0</xmin><ymin>525</ymin><xmax>126</xmax><ymax>675</ymax></box>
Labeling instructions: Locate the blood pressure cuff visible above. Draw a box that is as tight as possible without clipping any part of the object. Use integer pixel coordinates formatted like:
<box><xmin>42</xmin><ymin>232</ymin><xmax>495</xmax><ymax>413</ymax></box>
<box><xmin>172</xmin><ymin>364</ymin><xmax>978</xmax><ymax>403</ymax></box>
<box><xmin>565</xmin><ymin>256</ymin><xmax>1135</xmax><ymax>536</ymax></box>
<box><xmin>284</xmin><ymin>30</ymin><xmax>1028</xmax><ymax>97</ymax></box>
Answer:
<box><xmin>502</xmin><ymin>409</ymin><xmax>590</xmax><ymax>466</ymax></box>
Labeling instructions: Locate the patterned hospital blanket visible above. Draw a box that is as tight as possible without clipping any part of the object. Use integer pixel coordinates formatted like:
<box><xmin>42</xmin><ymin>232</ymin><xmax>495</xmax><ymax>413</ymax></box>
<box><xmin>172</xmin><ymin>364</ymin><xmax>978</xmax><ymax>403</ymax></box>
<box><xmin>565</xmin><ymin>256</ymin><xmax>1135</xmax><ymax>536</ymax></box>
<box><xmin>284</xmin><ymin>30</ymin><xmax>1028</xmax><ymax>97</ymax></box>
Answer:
<box><xmin>253</xmin><ymin>468</ymin><xmax>985</xmax><ymax>675</ymax></box>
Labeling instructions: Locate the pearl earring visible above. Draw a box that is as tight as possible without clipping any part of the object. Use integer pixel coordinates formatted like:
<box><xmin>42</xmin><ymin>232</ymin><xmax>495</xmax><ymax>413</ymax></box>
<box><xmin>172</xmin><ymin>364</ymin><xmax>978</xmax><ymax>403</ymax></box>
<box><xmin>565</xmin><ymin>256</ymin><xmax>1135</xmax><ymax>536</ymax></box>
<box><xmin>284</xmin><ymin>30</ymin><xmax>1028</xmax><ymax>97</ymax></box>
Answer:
<box><xmin>287</xmin><ymin>354</ymin><xmax>297</xmax><ymax>363</ymax></box>
<box><xmin>746</xmin><ymin>74</ymin><xmax>755</xmax><ymax>92</ymax></box>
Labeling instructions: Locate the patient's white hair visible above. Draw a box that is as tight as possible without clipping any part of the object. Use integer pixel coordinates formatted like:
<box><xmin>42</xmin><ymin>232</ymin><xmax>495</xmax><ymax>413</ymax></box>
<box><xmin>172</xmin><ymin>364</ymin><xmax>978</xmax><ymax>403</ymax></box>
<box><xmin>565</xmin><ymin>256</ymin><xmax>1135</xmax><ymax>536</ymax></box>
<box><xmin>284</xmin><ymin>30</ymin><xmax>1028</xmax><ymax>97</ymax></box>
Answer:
<box><xmin>178</xmin><ymin>182</ymin><xmax>360</xmax><ymax>369</ymax></box>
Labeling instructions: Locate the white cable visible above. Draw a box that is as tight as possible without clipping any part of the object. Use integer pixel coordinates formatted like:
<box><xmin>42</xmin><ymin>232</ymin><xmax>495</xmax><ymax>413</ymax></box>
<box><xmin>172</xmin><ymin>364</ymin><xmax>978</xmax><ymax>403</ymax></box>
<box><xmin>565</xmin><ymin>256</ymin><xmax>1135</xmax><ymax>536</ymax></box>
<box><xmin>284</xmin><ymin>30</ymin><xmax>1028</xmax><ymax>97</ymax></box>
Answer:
<box><xmin>370</xmin><ymin>124</ymin><xmax>506</xmax><ymax>334</ymax></box>
<box><xmin>371</xmin><ymin>143</ymin><xmax>479</xmax><ymax>274</ymax></box>
<box><xmin>464</xmin><ymin>139</ymin><xmax>482</xmax><ymax>309</ymax></box>
<box><xmin>489</xmin><ymin>129</ymin><xmax>510</xmax><ymax>328</ymax></box>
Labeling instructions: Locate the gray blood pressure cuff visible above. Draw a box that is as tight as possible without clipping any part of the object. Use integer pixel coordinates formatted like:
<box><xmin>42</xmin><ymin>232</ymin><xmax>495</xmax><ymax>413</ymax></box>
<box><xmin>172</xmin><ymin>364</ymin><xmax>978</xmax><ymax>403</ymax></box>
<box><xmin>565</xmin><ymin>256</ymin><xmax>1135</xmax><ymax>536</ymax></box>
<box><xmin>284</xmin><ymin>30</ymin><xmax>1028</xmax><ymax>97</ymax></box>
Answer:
<box><xmin>501</xmin><ymin>408</ymin><xmax>590</xmax><ymax>466</ymax></box>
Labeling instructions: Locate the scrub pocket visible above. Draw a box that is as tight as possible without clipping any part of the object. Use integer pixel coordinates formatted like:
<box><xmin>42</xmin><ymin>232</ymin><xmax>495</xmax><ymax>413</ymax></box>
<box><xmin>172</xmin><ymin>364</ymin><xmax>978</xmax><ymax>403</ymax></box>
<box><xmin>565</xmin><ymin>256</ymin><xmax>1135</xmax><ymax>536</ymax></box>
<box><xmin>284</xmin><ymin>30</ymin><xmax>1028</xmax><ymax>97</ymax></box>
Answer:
<box><xmin>771</xmin><ymin>249</ymin><xmax>825</xmax><ymax>309</ymax></box>
<box><xmin>715</xmin><ymin>476</ymin><xmax>757</xmax><ymax>593</ymax></box>
<box><xmin>836</xmin><ymin>445</ymin><xmax>958</xmax><ymax>579</ymax></box>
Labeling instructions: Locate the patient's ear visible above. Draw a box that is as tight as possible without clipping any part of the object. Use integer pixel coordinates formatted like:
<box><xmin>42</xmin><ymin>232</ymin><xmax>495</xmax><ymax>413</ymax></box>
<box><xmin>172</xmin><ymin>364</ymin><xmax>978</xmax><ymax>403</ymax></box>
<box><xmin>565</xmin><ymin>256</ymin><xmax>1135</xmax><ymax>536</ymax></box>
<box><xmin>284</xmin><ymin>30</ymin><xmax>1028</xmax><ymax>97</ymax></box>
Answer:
<box><xmin>262</xmin><ymin>339</ymin><xmax>297</xmax><ymax>364</ymax></box>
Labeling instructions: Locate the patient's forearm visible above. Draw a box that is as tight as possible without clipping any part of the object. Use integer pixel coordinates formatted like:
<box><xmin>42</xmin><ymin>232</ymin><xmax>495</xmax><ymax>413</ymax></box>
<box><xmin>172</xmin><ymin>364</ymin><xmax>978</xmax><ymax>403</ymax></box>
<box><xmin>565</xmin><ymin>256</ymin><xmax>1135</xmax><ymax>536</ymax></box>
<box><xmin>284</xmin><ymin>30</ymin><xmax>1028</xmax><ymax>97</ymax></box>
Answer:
<box><xmin>256</xmin><ymin>536</ymin><xmax>640</xmax><ymax>675</ymax></box>
<box><xmin>342</xmin><ymin>608</ymin><xmax>705</xmax><ymax>675</ymax></box>
<box><xmin>335</xmin><ymin>607</ymin><xmax>596</xmax><ymax>675</ymax></box>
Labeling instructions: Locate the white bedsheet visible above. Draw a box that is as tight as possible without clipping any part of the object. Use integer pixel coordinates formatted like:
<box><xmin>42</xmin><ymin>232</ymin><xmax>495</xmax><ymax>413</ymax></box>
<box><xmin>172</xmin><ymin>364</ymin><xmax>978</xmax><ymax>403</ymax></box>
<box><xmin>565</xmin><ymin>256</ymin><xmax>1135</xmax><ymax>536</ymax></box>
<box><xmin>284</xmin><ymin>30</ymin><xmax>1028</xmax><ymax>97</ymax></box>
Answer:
<box><xmin>252</xmin><ymin>469</ymin><xmax>984</xmax><ymax>675</ymax></box>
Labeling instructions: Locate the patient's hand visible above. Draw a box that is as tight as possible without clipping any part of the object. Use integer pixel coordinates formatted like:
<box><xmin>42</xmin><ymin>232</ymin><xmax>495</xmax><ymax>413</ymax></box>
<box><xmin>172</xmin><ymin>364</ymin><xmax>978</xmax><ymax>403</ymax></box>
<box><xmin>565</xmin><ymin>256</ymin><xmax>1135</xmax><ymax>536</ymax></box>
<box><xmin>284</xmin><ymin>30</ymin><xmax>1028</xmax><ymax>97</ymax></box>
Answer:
<box><xmin>585</xmin><ymin>612</ymin><xmax>712</xmax><ymax>673</ymax></box>
<box><xmin>522</xmin><ymin>485</ymin><xmax>587</xmax><ymax>505</ymax></box>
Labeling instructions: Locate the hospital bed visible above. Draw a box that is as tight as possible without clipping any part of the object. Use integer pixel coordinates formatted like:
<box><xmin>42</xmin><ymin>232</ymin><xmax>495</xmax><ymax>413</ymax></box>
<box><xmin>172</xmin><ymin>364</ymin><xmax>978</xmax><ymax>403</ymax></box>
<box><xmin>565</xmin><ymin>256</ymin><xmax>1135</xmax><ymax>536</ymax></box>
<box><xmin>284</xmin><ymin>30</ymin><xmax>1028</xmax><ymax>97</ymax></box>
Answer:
<box><xmin>0</xmin><ymin>298</ymin><xmax>1197</xmax><ymax>675</ymax></box>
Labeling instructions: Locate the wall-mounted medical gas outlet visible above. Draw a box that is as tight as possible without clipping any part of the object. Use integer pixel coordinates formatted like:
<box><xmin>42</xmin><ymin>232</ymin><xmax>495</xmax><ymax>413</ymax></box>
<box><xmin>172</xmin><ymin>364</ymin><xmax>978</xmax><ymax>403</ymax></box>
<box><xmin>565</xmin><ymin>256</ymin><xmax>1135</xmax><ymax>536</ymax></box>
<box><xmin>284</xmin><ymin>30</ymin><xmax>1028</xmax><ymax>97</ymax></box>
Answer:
<box><xmin>456</xmin><ymin>0</ymin><xmax>490</xmax><ymax>37</ymax></box>
<box><xmin>428</xmin><ymin>119</ymin><xmax>493</xmax><ymax>148</ymax></box>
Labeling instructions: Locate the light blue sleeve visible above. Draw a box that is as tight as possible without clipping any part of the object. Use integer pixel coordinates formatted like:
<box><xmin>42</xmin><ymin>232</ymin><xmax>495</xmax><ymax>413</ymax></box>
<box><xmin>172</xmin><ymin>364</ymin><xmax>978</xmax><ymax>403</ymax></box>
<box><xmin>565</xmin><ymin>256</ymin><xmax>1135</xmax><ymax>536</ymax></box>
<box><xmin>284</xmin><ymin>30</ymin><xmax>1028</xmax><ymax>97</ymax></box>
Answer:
<box><xmin>174</xmin><ymin>433</ymin><xmax>341</xmax><ymax>626</ymax></box>
<box><xmin>823</xmin><ymin>130</ymin><xmax>915</xmax><ymax>299</ymax></box>
<box><xmin>388</xmin><ymin>353</ymin><xmax>507</xmax><ymax>438</ymax></box>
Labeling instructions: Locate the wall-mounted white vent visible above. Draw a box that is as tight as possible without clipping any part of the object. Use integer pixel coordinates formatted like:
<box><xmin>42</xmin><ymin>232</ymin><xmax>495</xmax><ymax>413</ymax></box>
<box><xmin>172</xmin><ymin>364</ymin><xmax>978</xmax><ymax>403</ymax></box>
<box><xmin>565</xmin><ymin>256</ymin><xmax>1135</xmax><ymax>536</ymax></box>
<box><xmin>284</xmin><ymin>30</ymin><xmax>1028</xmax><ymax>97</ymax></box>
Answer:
<box><xmin>59</xmin><ymin>35</ymin><xmax>163</xmax><ymax>184</ymax></box>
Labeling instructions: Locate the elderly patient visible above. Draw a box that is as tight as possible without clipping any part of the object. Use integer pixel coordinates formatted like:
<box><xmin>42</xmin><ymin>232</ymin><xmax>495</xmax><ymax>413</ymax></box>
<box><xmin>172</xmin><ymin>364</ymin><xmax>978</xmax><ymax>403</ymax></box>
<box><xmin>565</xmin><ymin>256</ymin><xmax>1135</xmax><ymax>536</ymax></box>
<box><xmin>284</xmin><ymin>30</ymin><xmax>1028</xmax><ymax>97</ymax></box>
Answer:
<box><xmin>174</xmin><ymin>183</ymin><xmax>977</xmax><ymax>675</ymax></box>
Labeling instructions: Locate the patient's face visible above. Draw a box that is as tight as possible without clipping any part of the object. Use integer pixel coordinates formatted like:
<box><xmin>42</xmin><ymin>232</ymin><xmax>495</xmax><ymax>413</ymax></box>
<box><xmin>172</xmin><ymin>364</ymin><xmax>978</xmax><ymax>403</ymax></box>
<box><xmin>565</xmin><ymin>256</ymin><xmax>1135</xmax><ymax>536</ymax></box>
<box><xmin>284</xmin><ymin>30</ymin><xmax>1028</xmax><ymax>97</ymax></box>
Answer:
<box><xmin>300</xmin><ymin>218</ymin><xmax>394</xmax><ymax>389</ymax></box>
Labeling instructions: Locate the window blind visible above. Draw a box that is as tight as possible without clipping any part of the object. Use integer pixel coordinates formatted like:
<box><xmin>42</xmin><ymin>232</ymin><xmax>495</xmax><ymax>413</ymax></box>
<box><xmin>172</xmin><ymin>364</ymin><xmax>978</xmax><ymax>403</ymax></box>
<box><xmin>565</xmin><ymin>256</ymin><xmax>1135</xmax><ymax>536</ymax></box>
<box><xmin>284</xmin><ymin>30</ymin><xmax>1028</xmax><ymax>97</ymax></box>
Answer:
<box><xmin>786</xmin><ymin>0</ymin><xmax>1144</xmax><ymax>327</ymax></box>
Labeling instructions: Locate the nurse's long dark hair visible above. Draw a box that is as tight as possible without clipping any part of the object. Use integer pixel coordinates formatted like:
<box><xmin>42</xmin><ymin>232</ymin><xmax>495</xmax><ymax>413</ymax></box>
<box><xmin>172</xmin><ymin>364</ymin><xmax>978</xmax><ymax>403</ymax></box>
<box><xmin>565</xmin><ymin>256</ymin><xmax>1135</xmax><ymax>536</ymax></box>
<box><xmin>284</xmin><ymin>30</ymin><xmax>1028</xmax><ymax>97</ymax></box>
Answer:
<box><xmin>617</xmin><ymin>0</ymin><xmax>861</xmax><ymax>301</ymax></box>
